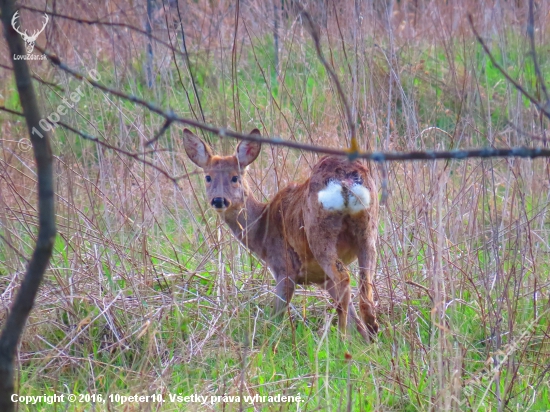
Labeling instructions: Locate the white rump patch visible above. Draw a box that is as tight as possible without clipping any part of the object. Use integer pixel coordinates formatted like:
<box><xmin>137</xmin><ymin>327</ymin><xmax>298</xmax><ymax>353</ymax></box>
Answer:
<box><xmin>348</xmin><ymin>183</ymin><xmax>371</xmax><ymax>212</ymax></box>
<box><xmin>318</xmin><ymin>181</ymin><xmax>344</xmax><ymax>211</ymax></box>
<box><xmin>318</xmin><ymin>181</ymin><xmax>371</xmax><ymax>213</ymax></box>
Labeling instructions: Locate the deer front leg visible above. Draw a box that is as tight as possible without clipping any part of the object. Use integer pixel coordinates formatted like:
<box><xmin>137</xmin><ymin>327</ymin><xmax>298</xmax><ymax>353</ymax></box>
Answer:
<box><xmin>272</xmin><ymin>274</ymin><xmax>295</xmax><ymax>320</ymax></box>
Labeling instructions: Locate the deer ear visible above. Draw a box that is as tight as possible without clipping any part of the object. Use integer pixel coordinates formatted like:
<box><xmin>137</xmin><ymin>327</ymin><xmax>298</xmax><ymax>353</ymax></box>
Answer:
<box><xmin>183</xmin><ymin>129</ymin><xmax>213</xmax><ymax>168</ymax></box>
<box><xmin>235</xmin><ymin>129</ymin><xmax>261</xmax><ymax>168</ymax></box>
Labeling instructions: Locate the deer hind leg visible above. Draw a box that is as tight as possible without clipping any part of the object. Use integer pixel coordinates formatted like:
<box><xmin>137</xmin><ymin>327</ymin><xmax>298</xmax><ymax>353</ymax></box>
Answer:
<box><xmin>311</xmin><ymin>255</ymin><xmax>351</xmax><ymax>337</ymax></box>
<box><xmin>272</xmin><ymin>274</ymin><xmax>295</xmax><ymax>320</ymax></box>
<box><xmin>324</xmin><ymin>279</ymin><xmax>370</xmax><ymax>342</ymax></box>
<box><xmin>306</xmin><ymin>217</ymin><xmax>351</xmax><ymax>336</ymax></box>
<box><xmin>328</xmin><ymin>260</ymin><xmax>351</xmax><ymax>336</ymax></box>
<box><xmin>357</xmin><ymin>239</ymin><xmax>379</xmax><ymax>336</ymax></box>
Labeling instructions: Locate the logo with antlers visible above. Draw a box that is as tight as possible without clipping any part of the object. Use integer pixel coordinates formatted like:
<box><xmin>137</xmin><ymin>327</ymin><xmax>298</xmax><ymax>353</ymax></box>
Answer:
<box><xmin>11</xmin><ymin>11</ymin><xmax>49</xmax><ymax>54</ymax></box>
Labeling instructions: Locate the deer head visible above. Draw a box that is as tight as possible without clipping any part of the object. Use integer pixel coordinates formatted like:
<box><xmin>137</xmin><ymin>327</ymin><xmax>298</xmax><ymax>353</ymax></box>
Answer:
<box><xmin>182</xmin><ymin>129</ymin><xmax>261</xmax><ymax>212</ymax></box>
<box><xmin>11</xmin><ymin>11</ymin><xmax>49</xmax><ymax>54</ymax></box>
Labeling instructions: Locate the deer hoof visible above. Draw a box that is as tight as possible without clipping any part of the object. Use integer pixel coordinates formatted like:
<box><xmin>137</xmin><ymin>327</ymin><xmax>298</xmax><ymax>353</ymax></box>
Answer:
<box><xmin>366</xmin><ymin>320</ymin><xmax>379</xmax><ymax>337</ymax></box>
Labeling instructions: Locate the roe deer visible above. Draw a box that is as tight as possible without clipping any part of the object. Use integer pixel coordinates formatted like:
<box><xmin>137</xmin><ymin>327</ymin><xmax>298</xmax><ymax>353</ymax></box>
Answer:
<box><xmin>183</xmin><ymin>128</ymin><xmax>379</xmax><ymax>341</ymax></box>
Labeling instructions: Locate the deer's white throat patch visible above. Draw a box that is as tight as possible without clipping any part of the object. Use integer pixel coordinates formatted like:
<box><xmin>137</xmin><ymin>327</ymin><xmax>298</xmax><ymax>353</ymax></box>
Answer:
<box><xmin>318</xmin><ymin>181</ymin><xmax>371</xmax><ymax>212</ymax></box>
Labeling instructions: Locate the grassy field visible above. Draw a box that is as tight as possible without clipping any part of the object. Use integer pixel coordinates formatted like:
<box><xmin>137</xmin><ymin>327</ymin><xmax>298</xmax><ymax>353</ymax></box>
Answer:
<box><xmin>1</xmin><ymin>1</ymin><xmax>550</xmax><ymax>410</ymax></box>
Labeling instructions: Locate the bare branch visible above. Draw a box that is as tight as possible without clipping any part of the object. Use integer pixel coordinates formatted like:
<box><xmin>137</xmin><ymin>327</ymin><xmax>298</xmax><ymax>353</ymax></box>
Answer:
<box><xmin>0</xmin><ymin>106</ymin><xmax>179</xmax><ymax>182</ymax></box>
<box><xmin>56</xmin><ymin>121</ymin><xmax>180</xmax><ymax>183</ymax></box>
<box><xmin>171</xmin><ymin>0</ymin><xmax>206</xmax><ymax>123</ymax></box>
<box><xmin>0</xmin><ymin>63</ymin><xmax>64</xmax><ymax>90</ymax></box>
<box><xmin>4</xmin><ymin>109</ymin><xmax>550</xmax><ymax>166</ymax></box>
<box><xmin>20</xmin><ymin>49</ymin><xmax>550</xmax><ymax>165</ymax></box>
<box><xmin>468</xmin><ymin>14</ymin><xmax>550</xmax><ymax>120</ymax></box>
<box><xmin>0</xmin><ymin>105</ymin><xmax>24</xmax><ymax>117</ymax></box>
<box><xmin>159</xmin><ymin>0</ymin><xmax>205</xmax><ymax>129</ymax></box>
<box><xmin>506</xmin><ymin>121</ymin><xmax>549</xmax><ymax>144</ymax></box>
<box><xmin>300</xmin><ymin>10</ymin><xmax>358</xmax><ymax>150</ymax></box>
<box><xmin>405</xmin><ymin>281</ymin><xmax>434</xmax><ymax>303</ymax></box>
<box><xmin>145</xmin><ymin>117</ymin><xmax>173</xmax><ymax>147</ymax></box>
<box><xmin>527</xmin><ymin>0</ymin><xmax>549</xmax><ymax>106</ymax></box>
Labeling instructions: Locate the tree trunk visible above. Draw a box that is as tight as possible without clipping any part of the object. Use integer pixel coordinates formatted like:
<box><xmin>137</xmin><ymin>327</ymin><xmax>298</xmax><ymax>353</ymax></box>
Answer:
<box><xmin>0</xmin><ymin>2</ymin><xmax>57</xmax><ymax>411</ymax></box>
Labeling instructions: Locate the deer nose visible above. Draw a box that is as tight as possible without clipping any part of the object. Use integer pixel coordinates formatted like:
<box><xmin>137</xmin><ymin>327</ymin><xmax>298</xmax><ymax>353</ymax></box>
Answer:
<box><xmin>211</xmin><ymin>197</ymin><xmax>230</xmax><ymax>209</ymax></box>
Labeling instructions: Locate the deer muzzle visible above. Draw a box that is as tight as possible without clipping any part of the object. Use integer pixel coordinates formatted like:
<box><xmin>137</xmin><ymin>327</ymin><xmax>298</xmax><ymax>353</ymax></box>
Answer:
<box><xmin>211</xmin><ymin>197</ymin><xmax>230</xmax><ymax>209</ymax></box>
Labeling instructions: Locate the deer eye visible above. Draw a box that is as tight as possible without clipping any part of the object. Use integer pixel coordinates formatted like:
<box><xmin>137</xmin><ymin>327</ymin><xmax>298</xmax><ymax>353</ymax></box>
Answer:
<box><xmin>205</xmin><ymin>175</ymin><xmax>212</xmax><ymax>183</ymax></box>
<box><xmin>231</xmin><ymin>176</ymin><xmax>238</xmax><ymax>183</ymax></box>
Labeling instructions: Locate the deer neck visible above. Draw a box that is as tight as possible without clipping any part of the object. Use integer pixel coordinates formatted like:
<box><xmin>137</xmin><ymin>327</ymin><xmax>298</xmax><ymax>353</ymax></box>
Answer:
<box><xmin>221</xmin><ymin>193</ymin><xmax>267</xmax><ymax>252</ymax></box>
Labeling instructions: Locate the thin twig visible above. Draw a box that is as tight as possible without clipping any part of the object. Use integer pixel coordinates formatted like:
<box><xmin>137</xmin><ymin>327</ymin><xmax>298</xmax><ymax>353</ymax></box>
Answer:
<box><xmin>160</xmin><ymin>0</ymin><xmax>203</xmax><ymax>128</ymax></box>
<box><xmin>0</xmin><ymin>106</ymin><xmax>25</xmax><ymax>117</ymax></box>
<box><xmin>0</xmin><ymin>234</ymin><xmax>28</xmax><ymax>261</ymax></box>
<box><xmin>378</xmin><ymin>162</ymin><xmax>388</xmax><ymax>205</ymax></box>
<box><xmin>506</xmin><ymin>121</ymin><xmax>549</xmax><ymax>144</ymax></box>
<box><xmin>527</xmin><ymin>0</ymin><xmax>549</xmax><ymax>107</ymax></box>
<box><xmin>0</xmin><ymin>106</ymin><xmax>178</xmax><ymax>183</ymax></box>
<box><xmin>146</xmin><ymin>117</ymin><xmax>174</xmax><ymax>146</ymax></box>
<box><xmin>405</xmin><ymin>281</ymin><xmax>434</xmax><ymax>303</ymax></box>
<box><xmin>57</xmin><ymin>122</ymin><xmax>179</xmax><ymax>183</ymax></box>
<box><xmin>468</xmin><ymin>14</ymin><xmax>550</xmax><ymax>120</ymax></box>
<box><xmin>231</xmin><ymin>0</ymin><xmax>242</xmax><ymax>132</ymax></box>
<box><xmin>300</xmin><ymin>10</ymin><xmax>357</xmax><ymax>150</ymax></box>
<box><xmin>0</xmin><ymin>63</ymin><xmax>64</xmax><ymax>91</ymax></box>
<box><xmin>174</xmin><ymin>0</ymin><xmax>206</xmax><ymax>123</ymax></box>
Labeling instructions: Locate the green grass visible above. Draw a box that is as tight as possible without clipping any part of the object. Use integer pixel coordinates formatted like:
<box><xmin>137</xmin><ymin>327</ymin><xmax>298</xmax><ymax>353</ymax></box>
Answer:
<box><xmin>17</xmin><ymin>301</ymin><xmax>500</xmax><ymax>410</ymax></box>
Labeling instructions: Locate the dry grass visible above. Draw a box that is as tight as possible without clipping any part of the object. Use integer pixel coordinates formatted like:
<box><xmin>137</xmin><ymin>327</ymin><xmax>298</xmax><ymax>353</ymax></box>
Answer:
<box><xmin>1</xmin><ymin>0</ymin><xmax>550</xmax><ymax>410</ymax></box>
